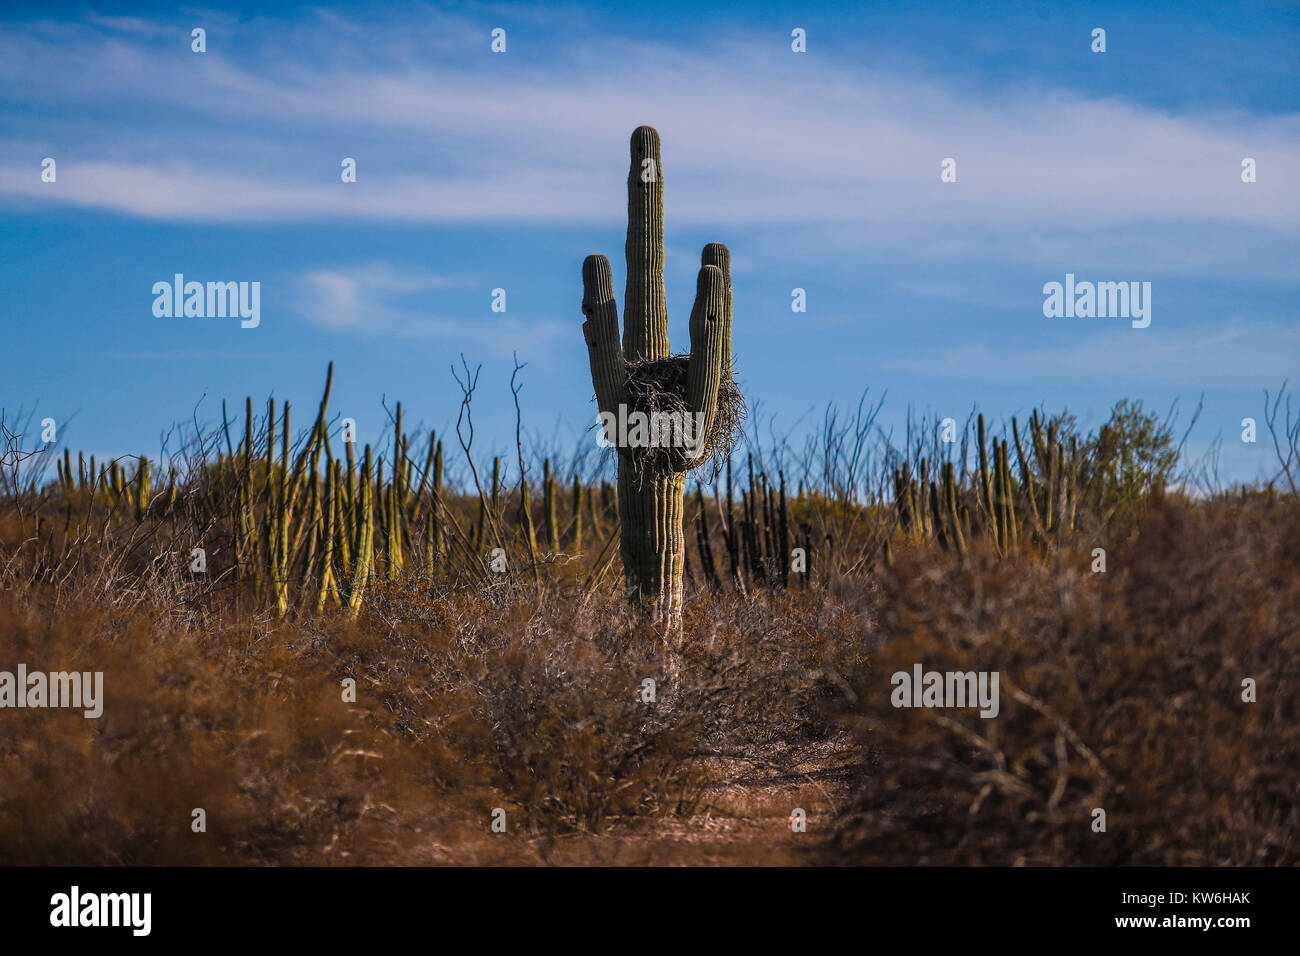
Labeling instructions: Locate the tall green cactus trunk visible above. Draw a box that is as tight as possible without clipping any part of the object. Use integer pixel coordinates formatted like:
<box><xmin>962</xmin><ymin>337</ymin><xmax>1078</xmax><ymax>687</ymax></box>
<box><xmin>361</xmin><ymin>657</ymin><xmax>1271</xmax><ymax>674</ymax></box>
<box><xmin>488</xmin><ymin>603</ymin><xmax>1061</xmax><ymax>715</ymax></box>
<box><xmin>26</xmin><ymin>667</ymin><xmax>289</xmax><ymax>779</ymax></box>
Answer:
<box><xmin>134</xmin><ymin>457</ymin><xmax>150</xmax><ymax>521</ymax></box>
<box><xmin>582</xmin><ymin>127</ymin><xmax>734</xmax><ymax>624</ymax></box>
<box><xmin>570</xmin><ymin>474</ymin><xmax>583</xmax><ymax>552</ymax></box>
<box><xmin>348</xmin><ymin>445</ymin><xmax>375</xmax><ymax>617</ymax></box>
<box><xmin>430</xmin><ymin>439</ymin><xmax>444</xmax><ymax>561</ymax></box>
<box><xmin>543</xmin><ymin>459</ymin><xmax>559</xmax><ymax>551</ymax></box>
<box><xmin>273</xmin><ymin>402</ymin><xmax>293</xmax><ymax>617</ymax></box>
<box><xmin>615</xmin><ymin>469</ymin><xmax>688</xmax><ymax>616</ymax></box>
<box><xmin>315</xmin><ymin>460</ymin><xmax>339</xmax><ymax>612</ymax></box>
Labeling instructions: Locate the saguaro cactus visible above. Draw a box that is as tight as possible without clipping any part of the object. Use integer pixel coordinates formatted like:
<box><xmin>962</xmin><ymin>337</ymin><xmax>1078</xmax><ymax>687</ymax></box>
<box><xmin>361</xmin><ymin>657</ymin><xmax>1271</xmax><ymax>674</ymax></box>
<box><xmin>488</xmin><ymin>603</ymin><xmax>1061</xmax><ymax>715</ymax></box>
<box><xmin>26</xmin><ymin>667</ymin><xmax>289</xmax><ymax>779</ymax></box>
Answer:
<box><xmin>582</xmin><ymin>126</ymin><xmax>735</xmax><ymax>622</ymax></box>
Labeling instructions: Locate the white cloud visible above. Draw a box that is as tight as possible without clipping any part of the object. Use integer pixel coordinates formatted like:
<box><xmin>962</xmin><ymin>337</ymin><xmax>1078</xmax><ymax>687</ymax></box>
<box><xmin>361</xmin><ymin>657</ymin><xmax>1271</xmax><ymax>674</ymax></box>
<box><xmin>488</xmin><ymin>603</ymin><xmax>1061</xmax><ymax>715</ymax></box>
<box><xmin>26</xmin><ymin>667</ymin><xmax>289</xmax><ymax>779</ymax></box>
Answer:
<box><xmin>0</xmin><ymin>13</ymin><xmax>1296</xmax><ymax>247</ymax></box>
<box><xmin>299</xmin><ymin>263</ymin><xmax>461</xmax><ymax>330</ymax></box>
<box><xmin>294</xmin><ymin>263</ymin><xmax>567</xmax><ymax>351</ymax></box>
<box><xmin>82</xmin><ymin>14</ymin><xmax>174</xmax><ymax>37</ymax></box>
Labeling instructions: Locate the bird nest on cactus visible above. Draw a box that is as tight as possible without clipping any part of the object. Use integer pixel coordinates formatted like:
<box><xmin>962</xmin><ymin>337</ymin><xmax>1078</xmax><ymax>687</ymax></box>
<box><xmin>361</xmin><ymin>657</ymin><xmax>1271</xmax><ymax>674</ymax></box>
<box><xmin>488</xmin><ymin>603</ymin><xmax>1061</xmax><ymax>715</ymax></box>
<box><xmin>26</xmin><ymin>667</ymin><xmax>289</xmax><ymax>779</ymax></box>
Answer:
<box><xmin>617</xmin><ymin>353</ymin><xmax>745</xmax><ymax>484</ymax></box>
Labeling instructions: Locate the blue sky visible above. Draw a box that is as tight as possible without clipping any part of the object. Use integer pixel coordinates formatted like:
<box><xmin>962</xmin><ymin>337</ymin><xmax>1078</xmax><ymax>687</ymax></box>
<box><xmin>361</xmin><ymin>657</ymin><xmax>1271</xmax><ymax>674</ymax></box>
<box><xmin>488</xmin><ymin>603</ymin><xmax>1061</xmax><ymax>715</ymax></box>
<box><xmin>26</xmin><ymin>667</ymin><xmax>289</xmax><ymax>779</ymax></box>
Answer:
<box><xmin>1</xmin><ymin>1</ymin><xmax>1297</xmax><ymax>487</ymax></box>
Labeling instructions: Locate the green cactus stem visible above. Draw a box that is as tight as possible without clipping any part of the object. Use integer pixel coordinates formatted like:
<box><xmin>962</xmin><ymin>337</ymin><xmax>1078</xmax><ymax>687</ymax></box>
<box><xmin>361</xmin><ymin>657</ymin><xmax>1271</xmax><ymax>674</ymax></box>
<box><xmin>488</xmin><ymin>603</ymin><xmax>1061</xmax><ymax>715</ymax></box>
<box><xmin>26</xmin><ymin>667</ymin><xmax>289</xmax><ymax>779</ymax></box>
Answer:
<box><xmin>977</xmin><ymin>413</ymin><xmax>993</xmax><ymax>529</ymax></box>
<box><xmin>571</xmin><ymin>474</ymin><xmax>584</xmax><ymax>552</ymax></box>
<box><xmin>348</xmin><ymin>445</ymin><xmax>375</xmax><ymax>617</ymax></box>
<box><xmin>333</xmin><ymin>459</ymin><xmax>351</xmax><ymax>580</ymax></box>
<box><xmin>543</xmin><ymin>459</ymin><xmax>559</xmax><ymax>551</ymax></box>
<box><xmin>134</xmin><ymin>457</ymin><xmax>150</xmax><ymax>521</ymax></box>
<box><xmin>1011</xmin><ymin>416</ymin><xmax>1041</xmax><ymax>533</ymax></box>
<box><xmin>582</xmin><ymin>127</ymin><xmax>735</xmax><ymax>623</ymax></box>
<box><xmin>942</xmin><ymin>462</ymin><xmax>967</xmax><ymax>556</ymax></box>
<box><xmin>519</xmin><ymin>473</ymin><xmax>538</xmax><ymax>556</ymax></box>
<box><xmin>315</xmin><ymin>460</ymin><xmax>339</xmax><ymax>612</ymax></box>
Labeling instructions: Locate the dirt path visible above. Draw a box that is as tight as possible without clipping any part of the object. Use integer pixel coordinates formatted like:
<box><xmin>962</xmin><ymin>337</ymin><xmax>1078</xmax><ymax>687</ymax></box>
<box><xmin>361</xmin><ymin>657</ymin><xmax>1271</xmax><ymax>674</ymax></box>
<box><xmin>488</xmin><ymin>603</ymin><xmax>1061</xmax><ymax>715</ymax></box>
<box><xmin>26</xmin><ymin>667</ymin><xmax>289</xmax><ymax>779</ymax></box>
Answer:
<box><xmin>515</xmin><ymin>734</ymin><xmax>856</xmax><ymax>865</ymax></box>
<box><xmin>339</xmin><ymin>734</ymin><xmax>857</xmax><ymax>866</ymax></box>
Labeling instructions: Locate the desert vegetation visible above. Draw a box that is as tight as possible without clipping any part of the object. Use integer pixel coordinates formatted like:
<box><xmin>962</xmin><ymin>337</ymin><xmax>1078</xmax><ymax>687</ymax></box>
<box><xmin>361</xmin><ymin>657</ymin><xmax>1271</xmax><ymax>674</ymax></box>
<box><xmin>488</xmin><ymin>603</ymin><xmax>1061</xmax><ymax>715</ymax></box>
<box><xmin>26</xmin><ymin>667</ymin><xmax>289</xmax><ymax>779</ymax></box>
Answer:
<box><xmin>0</xmin><ymin>372</ymin><xmax>1296</xmax><ymax>865</ymax></box>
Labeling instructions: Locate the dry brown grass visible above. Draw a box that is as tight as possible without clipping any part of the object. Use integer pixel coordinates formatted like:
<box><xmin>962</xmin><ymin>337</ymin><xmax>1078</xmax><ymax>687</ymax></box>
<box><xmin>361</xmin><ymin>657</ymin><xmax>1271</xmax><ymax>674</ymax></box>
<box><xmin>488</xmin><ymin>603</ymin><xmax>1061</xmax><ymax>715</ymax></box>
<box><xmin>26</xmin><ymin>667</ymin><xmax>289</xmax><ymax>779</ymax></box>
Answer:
<box><xmin>0</xmin><ymin>567</ymin><xmax>865</xmax><ymax>864</ymax></box>
<box><xmin>1</xmin><ymin>398</ymin><xmax>1296</xmax><ymax>865</ymax></box>
<box><xmin>820</xmin><ymin>491</ymin><xmax>1300</xmax><ymax>866</ymax></box>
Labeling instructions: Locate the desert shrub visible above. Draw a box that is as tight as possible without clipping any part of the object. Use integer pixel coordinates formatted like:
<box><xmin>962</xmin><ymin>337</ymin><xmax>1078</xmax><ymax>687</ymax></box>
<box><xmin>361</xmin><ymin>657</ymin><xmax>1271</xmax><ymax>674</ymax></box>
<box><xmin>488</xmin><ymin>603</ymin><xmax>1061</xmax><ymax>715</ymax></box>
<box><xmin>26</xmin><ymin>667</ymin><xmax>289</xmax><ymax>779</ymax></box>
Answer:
<box><xmin>1079</xmin><ymin>399</ymin><xmax>1179</xmax><ymax>535</ymax></box>
<box><xmin>820</xmin><ymin>493</ymin><xmax>1300</xmax><ymax>865</ymax></box>
<box><xmin>0</xmin><ymin>566</ymin><xmax>869</xmax><ymax>862</ymax></box>
<box><xmin>0</xmin><ymin>594</ymin><xmax>475</xmax><ymax>865</ymax></box>
<box><xmin>1</xmin><ymin>383</ymin><xmax>1294</xmax><ymax>865</ymax></box>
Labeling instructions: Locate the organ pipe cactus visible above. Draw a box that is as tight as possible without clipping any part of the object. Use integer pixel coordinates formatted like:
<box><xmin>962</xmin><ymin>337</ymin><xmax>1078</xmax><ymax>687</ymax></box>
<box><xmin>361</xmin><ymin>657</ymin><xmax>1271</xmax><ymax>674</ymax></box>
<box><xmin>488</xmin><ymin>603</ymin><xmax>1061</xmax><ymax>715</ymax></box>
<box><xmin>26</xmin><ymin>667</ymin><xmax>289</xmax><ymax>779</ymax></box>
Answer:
<box><xmin>315</xmin><ymin>461</ymin><xmax>339</xmax><ymax>612</ymax></box>
<box><xmin>543</xmin><ymin>459</ymin><xmax>559</xmax><ymax>551</ymax></box>
<box><xmin>273</xmin><ymin>401</ymin><xmax>292</xmax><ymax>616</ymax></box>
<box><xmin>582</xmin><ymin>126</ymin><xmax>734</xmax><ymax>622</ymax></box>
<box><xmin>519</xmin><ymin>472</ymin><xmax>538</xmax><ymax>556</ymax></box>
<box><xmin>431</xmin><ymin>438</ymin><xmax>444</xmax><ymax>560</ymax></box>
<box><xmin>942</xmin><ymin>462</ymin><xmax>967</xmax><ymax>557</ymax></box>
<box><xmin>59</xmin><ymin>450</ymin><xmax>73</xmax><ymax>494</ymax></box>
<box><xmin>977</xmin><ymin>414</ymin><xmax>993</xmax><ymax>525</ymax></box>
<box><xmin>333</xmin><ymin>459</ymin><xmax>351</xmax><ymax>580</ymax></box>
<box><xmin>1000</xmin><ymin>438</ymin><xmax>1019</xmax><ymax>549</ymax></box>
<box><xmin>134</xmin><ymin>457</ymin><xmax>150</xmax><ymax>521</ymax></box>
<box><xmin>1012</xmin><ymin>416</ymin><xmax>1041</xmax><ymax>531</ymax></box>
<box><xmin>348</xmin><ymin>445</ymin><xmax>375</xmax><ymax>617</ymax></box>
<box><xmin>570</xmin><ymin>474</ymin><xmax>583</xmax><ymax>552</ymax></box>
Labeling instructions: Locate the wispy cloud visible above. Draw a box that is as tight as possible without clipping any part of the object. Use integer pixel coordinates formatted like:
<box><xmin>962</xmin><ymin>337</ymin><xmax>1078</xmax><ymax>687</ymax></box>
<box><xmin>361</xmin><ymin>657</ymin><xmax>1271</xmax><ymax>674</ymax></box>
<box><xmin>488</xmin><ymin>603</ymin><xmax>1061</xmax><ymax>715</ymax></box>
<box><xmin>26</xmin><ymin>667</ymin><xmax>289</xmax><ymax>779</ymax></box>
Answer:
<box><xmin>299</xmin><ymin>263</ymin><xmax>461</xmax><ymax>330</ymax></box>
<box><xmin>1</xmin><ymin>8</ymin><xmax>1296</xmax><ymax>256</ymax></box>
<box><xmin>294</xmin><ymin>263</ymin><xmax>567</xmax><ymax>352</ymax></box>
<box><xmin>82</xmin><ymin>13</ymin><xmax>175</xmax><ymax>37</ymax></box>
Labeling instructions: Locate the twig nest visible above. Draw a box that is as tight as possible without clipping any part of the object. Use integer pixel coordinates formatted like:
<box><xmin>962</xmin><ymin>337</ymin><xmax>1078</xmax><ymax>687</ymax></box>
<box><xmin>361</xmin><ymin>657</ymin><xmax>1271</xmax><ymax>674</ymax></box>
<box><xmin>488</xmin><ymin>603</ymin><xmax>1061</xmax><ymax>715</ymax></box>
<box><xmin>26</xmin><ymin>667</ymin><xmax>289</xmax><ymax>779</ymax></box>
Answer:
<box><xmin>617</xmin><ymin>353</ymin><xmax>745</xmax><ymax>483</ymax></box>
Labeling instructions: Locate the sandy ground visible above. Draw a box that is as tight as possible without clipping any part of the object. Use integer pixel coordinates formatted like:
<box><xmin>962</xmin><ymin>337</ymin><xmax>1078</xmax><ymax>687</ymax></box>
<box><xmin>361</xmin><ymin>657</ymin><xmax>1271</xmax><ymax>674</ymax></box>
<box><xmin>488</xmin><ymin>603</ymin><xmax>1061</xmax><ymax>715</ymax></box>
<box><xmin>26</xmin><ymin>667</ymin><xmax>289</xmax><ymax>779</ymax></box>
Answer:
<box><xmin>383</xmin><ymin>734</ymin><xmax>858</xmax><ymax>866</ymax></box>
